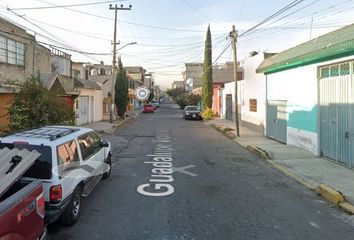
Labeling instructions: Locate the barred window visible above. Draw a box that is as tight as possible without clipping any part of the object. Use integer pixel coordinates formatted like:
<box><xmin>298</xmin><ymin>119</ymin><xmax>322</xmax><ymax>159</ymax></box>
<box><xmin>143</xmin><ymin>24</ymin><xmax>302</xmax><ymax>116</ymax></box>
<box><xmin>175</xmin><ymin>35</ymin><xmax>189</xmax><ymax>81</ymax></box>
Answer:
<box><xmin>330</xmin><ymin>65</ymin><xmax>339</xmax><ymax>77</ymax></box>
<box><xmin>0</xmin><ymin>35</ymin><xmax>25</xmax><ymax>66</ymax></box>
<box><xmin>340</xmin><ymin>62</ymin><xmax>350</xmax><ymax>76</ymax></box>
<box><xmin>320</xmin><ymin>67</ymin><xmax>329</xmax><ymax>78</ymax></box>
<box><xmin>249</xmin><ymin>99</ymin><xmax>257</xmax><ymax>112</ymax></box>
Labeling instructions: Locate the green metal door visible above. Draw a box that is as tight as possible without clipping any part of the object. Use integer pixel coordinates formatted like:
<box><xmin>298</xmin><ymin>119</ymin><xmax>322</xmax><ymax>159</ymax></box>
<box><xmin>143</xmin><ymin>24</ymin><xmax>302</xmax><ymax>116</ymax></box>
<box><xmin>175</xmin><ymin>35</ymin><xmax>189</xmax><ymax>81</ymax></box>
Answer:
<box><xmin>266</xmin><ymin>100</ymin><xmax>287</xmax><ymax>143</ymax></box>
<box><xmin>319</xmin><ymin>61</ymin><xmax>353</xmax><ymax>167</ymax></box>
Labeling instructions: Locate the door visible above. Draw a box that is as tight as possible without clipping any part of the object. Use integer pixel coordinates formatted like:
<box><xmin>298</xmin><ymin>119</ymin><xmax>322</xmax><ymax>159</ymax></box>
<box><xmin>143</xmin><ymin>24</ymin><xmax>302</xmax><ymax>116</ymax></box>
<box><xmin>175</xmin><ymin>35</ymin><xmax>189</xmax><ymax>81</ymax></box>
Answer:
<box><xmin>266</xmin><ymin>100</ymin><xmax>287</xmax><ymax>143</ymax></box>
<box><xmin>226</xmin><ymin>94</ymin><xmax>233</xmax><ymax>121</ymax></box>
<box><xmin>77</xmin><ymin>96</ymin><xmax>89</xmax><ymax>125</ymax></box>
<box><xmin>319</xmin><ymin>61</ymin><xmax>354</xmax><ymax>167</ymax></box>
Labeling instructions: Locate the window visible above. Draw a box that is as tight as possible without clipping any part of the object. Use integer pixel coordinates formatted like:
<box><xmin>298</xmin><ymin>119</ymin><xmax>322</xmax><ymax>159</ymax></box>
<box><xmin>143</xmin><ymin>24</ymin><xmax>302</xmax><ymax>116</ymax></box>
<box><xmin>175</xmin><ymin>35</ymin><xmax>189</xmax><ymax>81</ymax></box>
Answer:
<box><xmin>57</xmin><ymin>140</ymin><xmax>80</xmax><ymax>176</ymax></box>
<box><xmin>0</xmin><ymin>35</ymin><xmax>25</xmax><ymax>66</ymax></box>
<box><xmin>89</xmin><ymin>132</ymin><xmax>102</xmax><ymax>154</ymax></box>
<box><xmin>78</xmin><ymin>133</ymin><xmax>100</xmax><ymax>160</ymax></box>
<box><xmin>249</xmin><ymin>99</ymin><xmax>257</xmax><ymax>112</ymax></box>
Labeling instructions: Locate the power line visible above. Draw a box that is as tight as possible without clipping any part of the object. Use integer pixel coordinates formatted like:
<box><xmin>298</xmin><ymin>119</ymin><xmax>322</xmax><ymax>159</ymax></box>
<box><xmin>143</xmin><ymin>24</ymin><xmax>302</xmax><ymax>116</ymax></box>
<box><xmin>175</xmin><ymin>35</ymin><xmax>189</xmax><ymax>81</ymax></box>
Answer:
<box><xmin>9</xmin><ymin>0</ymin><xmax>125</xmax><ymax>10</ymax></box>
<box><xmin>5</xmin><ymin>9</ymin><xmax>102</xmax><ymax>63</ymax></box>
<box><xmin>35</xmin><ymin>0</ymin><xmax>218</xmax><ymax>33</ymax></box>
<box><xmin>239</xmin><ymin>0</ymin><xmax>305</xmax><ymax>37</ymax></box>
<box><xmin>180</xmin><ymin>0</ymin><xmax>228</xmax><ymax>30</ymax></box>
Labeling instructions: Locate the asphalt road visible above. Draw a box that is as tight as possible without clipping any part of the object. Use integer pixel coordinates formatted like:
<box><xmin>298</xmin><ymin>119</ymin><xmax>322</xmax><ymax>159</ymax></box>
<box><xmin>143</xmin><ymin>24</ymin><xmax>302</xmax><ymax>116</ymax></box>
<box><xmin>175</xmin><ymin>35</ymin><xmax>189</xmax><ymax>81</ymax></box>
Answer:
<box><xmin>48</xmin><ymin>102</ymin><xmax>354</xmax><ymax>240</ymax></box>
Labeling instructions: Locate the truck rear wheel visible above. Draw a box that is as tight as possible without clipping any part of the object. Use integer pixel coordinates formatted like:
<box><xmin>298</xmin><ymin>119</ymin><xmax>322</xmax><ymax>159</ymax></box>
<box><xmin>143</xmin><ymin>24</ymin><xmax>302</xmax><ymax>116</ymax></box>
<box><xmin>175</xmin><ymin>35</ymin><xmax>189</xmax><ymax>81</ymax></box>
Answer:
<box><xmin>60</xmin><ymin>187</ymin><xmax>81</xmax><ymax>226</ymax></box>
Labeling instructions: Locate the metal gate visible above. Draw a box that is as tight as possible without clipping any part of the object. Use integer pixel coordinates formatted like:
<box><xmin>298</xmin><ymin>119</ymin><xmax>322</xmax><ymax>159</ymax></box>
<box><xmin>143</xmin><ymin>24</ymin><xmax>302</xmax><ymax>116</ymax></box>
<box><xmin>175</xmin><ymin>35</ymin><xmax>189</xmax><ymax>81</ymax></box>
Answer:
<box><xmin>77</xmin><ymin>96</ymin><xmax>89</xmax><ymax>125</ymax></box>
<box><xmin>266</xmin><ymin>100</ymin><xmax>287</xmax><ymax>143</ymax></box>
<box><xmin>226</xmin><ymin>94</ymin><xmax>233</xmax><ymax>121</ymax></box>
<box><xmin>319</xmin><ymin>61</ymin><xmax>354</xmax><ymax>167</ymax></box>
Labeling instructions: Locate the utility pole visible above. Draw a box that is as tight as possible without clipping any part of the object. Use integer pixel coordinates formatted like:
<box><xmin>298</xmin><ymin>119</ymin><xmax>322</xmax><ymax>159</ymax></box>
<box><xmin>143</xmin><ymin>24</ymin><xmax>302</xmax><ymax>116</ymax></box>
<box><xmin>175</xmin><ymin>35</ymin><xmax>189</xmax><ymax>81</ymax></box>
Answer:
<box><xmin>109</xmin><ymin>4</ymin><xmax>132</xmax><ymax>123</ymax></box>
<box><xmin>230</xmin><ymin>25</ymin><xmax>240</xmax><ymax>137</ymax></box>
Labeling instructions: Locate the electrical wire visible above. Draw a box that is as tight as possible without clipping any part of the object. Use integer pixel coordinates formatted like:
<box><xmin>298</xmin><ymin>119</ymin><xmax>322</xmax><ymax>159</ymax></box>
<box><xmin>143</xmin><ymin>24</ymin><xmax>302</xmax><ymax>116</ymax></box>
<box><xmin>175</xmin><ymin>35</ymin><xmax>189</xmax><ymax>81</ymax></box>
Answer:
<box><xmin>239</xmin><ymin>0</ymin><xmax>305</xmax><ymax>37</ymax></box>
<box><xmin>9</xmin><ymin>0</ymin><xmax>125</xmax><ymax>10</ymax></box>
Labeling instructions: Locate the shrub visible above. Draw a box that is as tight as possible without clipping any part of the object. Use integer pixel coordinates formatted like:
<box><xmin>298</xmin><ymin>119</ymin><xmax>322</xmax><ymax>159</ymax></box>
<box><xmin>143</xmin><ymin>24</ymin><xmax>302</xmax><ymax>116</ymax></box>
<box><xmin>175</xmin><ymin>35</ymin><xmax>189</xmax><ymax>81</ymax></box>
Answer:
<box><xmin>176</xmin><ymin>93</ymin><xmax>189</xmax><ymax>109</ymax></box>
<box><xmin>8</xmin><ymin>77</ymin><xmax>75</xmax><ymax>131</ymax></box>
<box><xmin>201</xmin><ymin>107</ymin><xmax>216</xmax><ymax>120</ymax></box>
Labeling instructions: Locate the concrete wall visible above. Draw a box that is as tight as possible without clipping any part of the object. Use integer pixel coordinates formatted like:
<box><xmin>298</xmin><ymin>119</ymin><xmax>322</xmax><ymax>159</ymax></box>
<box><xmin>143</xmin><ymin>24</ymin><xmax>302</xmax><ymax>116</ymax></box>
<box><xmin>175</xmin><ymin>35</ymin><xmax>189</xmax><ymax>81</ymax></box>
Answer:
<box><xmin>0</xmin><ymin>18</ymin><xmax>51</xmax><ymax>86</ymax></box>
<box><xmin>266</xmin><ymin>55</ymin><xmax>354</xmax><ymax>155</ymax></box>
<box><xmin>78</xmin><ymin>88</ymin><xmax>103</xmax><ymax>122</ymax></box>
<box><xmin>0</xmin><ymin>93</ymin><xmax>13</xmax><ymax>130</ymax></box>
<box><xmin>221</xmin><ymin>81</ymin><xmax>242</xmax><ymax>120</ymax></box>
<box><xmin>51</xmin><ymin>55</ymin><xmax>71</xmax><ymax>76</ymax></box>
<box><xmin>240</xmin><ymin>53</ymin><xmax>266</xmax><ymax>130</ymax></box>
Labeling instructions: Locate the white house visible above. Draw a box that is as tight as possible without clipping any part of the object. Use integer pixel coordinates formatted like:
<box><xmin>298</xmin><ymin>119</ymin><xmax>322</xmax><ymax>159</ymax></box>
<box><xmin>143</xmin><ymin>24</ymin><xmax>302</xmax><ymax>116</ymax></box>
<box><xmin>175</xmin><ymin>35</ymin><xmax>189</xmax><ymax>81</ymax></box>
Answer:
<box><xmin>257</xmin><ymin>23</ymin><xmax>354</xmax><ymax>168</ymax></box>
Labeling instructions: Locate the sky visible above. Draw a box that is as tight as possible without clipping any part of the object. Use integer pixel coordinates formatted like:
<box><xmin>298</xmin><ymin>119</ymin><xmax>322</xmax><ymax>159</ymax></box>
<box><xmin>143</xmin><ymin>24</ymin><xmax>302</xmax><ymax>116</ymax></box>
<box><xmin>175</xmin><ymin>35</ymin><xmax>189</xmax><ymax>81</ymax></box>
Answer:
<box><xmin>0</xmin><ymin>0</ymin><xmax>352</xmax><ymax>90</ymax></box>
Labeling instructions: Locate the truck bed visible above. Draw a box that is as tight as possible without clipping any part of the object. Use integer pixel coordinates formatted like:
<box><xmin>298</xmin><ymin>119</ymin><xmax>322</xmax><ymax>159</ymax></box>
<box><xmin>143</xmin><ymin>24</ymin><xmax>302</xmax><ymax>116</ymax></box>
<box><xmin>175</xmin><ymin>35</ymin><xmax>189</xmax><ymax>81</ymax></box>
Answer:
<box><xmin>0</xmin><ymin>180</ymin><xmax>45</xmax><ymax>240</ymax></box>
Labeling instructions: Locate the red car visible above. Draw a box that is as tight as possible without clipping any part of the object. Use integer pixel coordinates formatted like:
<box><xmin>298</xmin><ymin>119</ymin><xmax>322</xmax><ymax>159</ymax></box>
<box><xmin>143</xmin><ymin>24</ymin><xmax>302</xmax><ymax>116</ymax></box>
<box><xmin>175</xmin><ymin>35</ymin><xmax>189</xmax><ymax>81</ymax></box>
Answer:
<box><xmin>143</xmin><ymin>104</ymin><xmax>155</xmax><ymax>113</ymax></box>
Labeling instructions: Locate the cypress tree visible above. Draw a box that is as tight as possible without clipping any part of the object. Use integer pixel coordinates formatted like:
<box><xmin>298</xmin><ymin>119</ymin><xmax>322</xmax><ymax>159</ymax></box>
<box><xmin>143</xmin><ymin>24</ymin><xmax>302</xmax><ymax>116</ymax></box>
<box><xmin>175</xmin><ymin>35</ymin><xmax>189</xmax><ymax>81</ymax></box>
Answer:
<box><xmin>115</xmin><ymin>57</ymin><xmax>129</xmax><ymax>118</ymax></box>
<box><xmin>202</xmin><ymin>25</ymin><xmax>213</xmax><ymax>109</ymax></box>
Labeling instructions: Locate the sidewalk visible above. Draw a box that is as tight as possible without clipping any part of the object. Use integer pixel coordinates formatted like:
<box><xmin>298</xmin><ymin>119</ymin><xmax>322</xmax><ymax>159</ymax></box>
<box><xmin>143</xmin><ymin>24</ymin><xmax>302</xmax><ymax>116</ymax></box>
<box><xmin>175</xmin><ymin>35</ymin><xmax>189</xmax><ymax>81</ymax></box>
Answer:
<box><xmin>209</xmin><ymin>118</ymin><xmax>354</xmax><ymax>214</ymax></box>
<box><xmin>83</xmin><ymin>110</ymin><xmax>141</xmax><ymax>134</ymax></box>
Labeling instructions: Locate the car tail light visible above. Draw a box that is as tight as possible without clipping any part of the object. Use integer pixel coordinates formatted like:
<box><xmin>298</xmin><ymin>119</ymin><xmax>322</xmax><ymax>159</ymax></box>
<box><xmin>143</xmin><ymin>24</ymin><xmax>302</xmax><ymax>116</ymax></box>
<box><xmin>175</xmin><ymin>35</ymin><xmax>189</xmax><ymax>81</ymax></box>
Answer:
<box><xmin>36</xmin><ymin>192</ymin><xmax>45</xmax><ymax>218</ymax></box>
<box><xmin>50</xmin><ymin>184</ymin><xmax>62</xmax><ymax>204</ymax></box>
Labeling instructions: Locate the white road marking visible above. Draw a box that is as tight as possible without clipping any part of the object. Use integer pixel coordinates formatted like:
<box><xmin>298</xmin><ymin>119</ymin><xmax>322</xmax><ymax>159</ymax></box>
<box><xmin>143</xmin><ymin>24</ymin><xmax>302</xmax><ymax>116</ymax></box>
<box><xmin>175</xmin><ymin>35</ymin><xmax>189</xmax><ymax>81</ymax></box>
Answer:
<box><xmin>172</xmin><ymin>165</ymin><xmax>198</xmax><ymax>177</ymax></box>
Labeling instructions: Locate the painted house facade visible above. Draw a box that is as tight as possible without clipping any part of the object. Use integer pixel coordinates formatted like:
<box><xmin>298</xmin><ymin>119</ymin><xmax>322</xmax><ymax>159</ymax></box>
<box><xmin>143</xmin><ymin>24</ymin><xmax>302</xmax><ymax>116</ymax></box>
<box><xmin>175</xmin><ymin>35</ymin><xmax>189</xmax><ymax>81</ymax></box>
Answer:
<box><xmin>257</xmin><ymin>23</ymin><xmax>354</xmax><ymax>168</ymax></box>
<box><xmin>238</xmin><ymin>52</ymin><xmax>276</xmax><ymax>133</ymax></box>
<box><xmin>71</xmin><ymin>62</ymin><xmax>106</xmax><ymax>123</ymax></box>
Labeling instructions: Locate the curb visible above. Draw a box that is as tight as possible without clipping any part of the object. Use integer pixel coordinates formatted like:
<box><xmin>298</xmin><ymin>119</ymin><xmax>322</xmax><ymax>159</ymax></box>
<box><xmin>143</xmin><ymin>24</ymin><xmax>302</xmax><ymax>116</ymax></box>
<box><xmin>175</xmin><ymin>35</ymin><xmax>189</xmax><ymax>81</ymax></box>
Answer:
<box><xmin>209</xmin><ymin>121</ymin><xmax>354</xmax><ymax>215</ymax></box>
<box><xmin>246</xmin><ymin>145</ymin><xmax>271</xmax><ymax>160</ymax></box>
<box><xmin>102</xmin><ymin>113</ymin><xmax>140</xmax><ymax>135</ymax></box>
<box><xmin>210</xmin><ymin>123</ymin><xmax>236</xmax><ymax>139</ymax></box>
<box><xmin>315</xmin><ymin>184</ymin><xmax>345</xmax><ymax>205</ymax></box>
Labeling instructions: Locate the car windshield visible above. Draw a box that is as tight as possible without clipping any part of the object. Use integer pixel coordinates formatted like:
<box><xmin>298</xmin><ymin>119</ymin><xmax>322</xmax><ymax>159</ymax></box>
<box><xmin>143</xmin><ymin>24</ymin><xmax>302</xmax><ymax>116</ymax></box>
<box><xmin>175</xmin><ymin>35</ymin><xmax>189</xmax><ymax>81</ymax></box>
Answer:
<box><xmin>145</xmin><ymin>104</ymin><xmax>153</xmax><ymax>107</ymax></box>
<box><xmin>0</xmin><ymin>143</ymin><xmax>52</xmax><ymax>179</ymax></box>
<box><xmin>185</xmin><ymin>106</ymin><xmax>198</xmax><ymax>111</ymax></box>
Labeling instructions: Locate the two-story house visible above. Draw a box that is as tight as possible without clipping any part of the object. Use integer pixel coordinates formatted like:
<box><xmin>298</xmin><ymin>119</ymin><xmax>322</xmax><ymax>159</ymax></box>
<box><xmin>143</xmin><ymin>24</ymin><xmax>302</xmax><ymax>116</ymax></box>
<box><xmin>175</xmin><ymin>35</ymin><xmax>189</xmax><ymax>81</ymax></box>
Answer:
<box><xmin>126</xmin><ymin>66</ymin><xmax>145</xmax><ymax>110</ymax></box>
<box><xmin>0</xmin><ymin>17</ymin><xmax>79</xmax><ymax>129</ymax></box>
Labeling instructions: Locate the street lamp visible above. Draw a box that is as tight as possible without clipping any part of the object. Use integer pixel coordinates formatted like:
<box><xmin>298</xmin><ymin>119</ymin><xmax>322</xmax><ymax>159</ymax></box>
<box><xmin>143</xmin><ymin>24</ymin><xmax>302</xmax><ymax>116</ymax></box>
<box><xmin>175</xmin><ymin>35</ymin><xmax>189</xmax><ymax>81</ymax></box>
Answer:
<box><xmin>110</xmin><ymin>41</ymin><xmax>137</xmax><ymax>123</ymax></box>
<box><xmin>117</xmin><ymin>42</ymin><xmax>137</xmax><ymax>51</ymax></box>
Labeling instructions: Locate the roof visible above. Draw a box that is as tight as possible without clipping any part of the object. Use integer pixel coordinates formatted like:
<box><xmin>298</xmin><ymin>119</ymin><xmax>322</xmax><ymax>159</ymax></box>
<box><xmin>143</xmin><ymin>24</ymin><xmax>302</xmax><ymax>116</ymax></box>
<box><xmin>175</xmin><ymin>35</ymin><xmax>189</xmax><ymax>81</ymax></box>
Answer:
<box><xmin>74</xmin><ymin>78</ymin><xmax>102</xmax><ymax>90</ymax></box>
<box><xmin>40</xmin><ymin>73</ymin><xmax>80</xmax><ymax>95</ymax></box>
<box><xmin>1</xmin><ymin>126</ymin><xmax>90</xmax><ymax>144</ymax></box>
<box><xmin>257</xmin><ymin>24</ymin><xmax>354</xmax><ymax>74</ymax></box>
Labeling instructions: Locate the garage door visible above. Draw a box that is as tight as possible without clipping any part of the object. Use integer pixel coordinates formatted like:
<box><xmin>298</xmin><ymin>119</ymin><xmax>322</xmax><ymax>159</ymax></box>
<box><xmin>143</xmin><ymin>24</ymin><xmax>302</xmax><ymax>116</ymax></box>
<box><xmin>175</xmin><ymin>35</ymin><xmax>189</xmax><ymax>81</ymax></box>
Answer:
<box><xmin>319</xmin><ymin>61</ymin><xmax>354</xmax><ymax>167</ymax></box>
<box><xmin>77</xmin><ymin>96</ymin><xmax>89</xmax><ymax>125</ymax></box>
<box><xmin>266</xmin><ymin>100</ymin><xmax>287</xmax><ymax>143</ymax></box>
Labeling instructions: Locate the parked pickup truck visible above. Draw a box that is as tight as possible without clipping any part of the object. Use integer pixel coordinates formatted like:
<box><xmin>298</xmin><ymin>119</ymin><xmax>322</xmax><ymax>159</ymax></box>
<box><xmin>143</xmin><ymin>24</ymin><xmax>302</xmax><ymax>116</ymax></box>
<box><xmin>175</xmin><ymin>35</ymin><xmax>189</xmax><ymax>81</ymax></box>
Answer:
<box><xmin>0</xmin><ymin>148</ymin><xmax>46</xmax><ymax>240</ymax></box>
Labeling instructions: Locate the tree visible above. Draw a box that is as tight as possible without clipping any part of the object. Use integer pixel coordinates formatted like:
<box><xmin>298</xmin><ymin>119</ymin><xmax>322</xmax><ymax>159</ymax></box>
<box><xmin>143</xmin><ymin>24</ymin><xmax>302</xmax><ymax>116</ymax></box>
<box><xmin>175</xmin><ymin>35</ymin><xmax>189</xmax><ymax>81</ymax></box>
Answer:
<box><xmin>201</xmin><ymin>25</ymin><xmax>213</xmax><ymax>109</ymax></box>
<box><xmin>148</xmin><ymin>89</ymin><xmax>154</xmax><ymax>102</ymax></box>
<box><xmin>9</xmin><ymin>76</ymin><xmax>75</xmax><ymax>131</ymax></box>
<box><xmin>166</xmin><ymin>87</ymin><xmax>185</xmax><ymax>101</ymax></box>
<box><xmin>115</xmin><ymin>57</ymin><xmax>129</xmax><ymax>118</ymax></box>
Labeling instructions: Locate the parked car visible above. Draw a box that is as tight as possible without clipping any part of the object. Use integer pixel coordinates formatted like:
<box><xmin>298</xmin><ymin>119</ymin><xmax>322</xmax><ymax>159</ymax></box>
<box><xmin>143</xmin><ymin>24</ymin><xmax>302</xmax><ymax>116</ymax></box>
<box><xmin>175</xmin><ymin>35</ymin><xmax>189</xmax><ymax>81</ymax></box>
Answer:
<box><xmin>0</xmin><ymin>148</ymin><xmax>47</xmax><ymax>240</ymax></box>
<box><xmin>0</xmin><ymin>126</ymin><xmax>112</xmax><ymax>226</ymax></box>
<box><xmin>151</xmin><ymin>100</ymin><xmax>160</xmax><ymax>109</ymax></box>
<box><xmin>143</xmin><ymin>104</ymin><xmax>155</xmax><ymax>113</ymax></box>
<box><xmin>183</xmin><ymin>105</ymin><xmax>202</xmax><ymax>120</ymax></box>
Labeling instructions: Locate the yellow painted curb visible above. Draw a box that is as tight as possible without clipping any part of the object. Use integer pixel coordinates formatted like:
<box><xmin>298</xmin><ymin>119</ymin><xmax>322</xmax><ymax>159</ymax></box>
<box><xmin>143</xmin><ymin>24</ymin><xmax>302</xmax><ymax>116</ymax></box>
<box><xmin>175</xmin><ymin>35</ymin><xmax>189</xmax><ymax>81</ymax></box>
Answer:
<box><xmin>339</xmin><ymin>202</ymin><xmax>354</xmax><ymax>215</ymax></box>
<box><xmin>246</xmin><ymin>145</ymin><xmax>271</xmax><ymax>160</ymax></box>
<box><xmin>315</xmin><ymin>184</ymin><xmax>345</xmax><ymax>205</ymax></box>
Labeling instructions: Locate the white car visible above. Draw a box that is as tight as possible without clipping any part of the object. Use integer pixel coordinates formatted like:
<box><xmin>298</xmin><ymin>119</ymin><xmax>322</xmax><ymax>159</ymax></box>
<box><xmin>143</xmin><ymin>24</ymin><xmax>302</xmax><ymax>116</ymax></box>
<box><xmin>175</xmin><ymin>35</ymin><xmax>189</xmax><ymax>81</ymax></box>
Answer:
<box><xmin>0</xmin><ymin>126</ymin><xmax>111</xmax><ymax>226</ymax></box>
